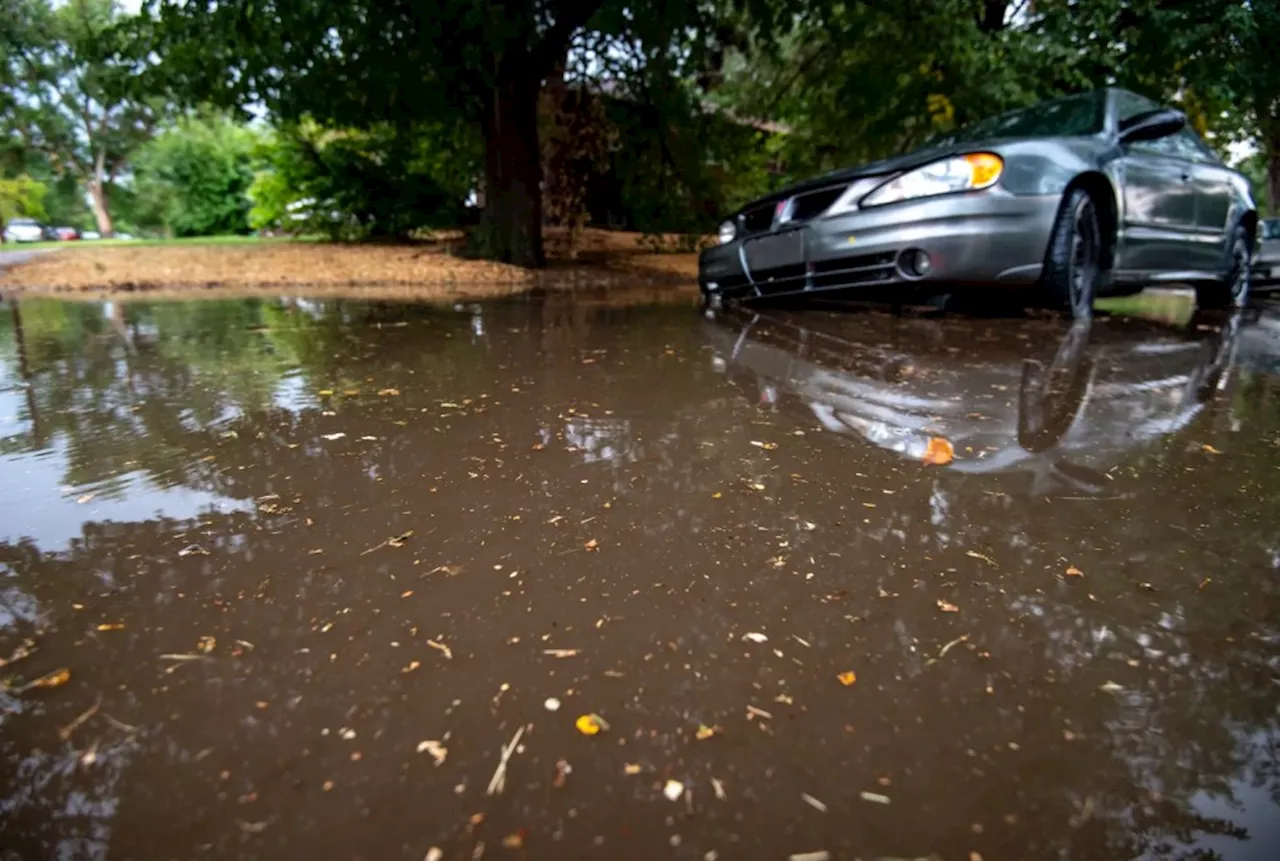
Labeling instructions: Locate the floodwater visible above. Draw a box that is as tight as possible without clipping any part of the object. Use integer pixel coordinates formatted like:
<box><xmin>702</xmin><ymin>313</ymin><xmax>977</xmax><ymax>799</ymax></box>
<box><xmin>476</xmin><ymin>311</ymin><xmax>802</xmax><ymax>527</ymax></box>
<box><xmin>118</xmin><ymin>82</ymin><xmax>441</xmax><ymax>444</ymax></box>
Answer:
<box><xmin>2</xmin><ymin>292</ymin><xmax>1279</xmax><ymax>861</ymax></box>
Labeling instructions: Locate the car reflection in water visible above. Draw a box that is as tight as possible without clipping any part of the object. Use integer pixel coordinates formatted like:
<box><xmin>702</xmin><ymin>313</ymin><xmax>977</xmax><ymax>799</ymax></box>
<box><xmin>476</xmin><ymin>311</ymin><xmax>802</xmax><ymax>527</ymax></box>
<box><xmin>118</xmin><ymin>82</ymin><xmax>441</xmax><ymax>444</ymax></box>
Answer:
<box><xmin>704</xmin><ymin>304</ymin><xmax>1242</xmax><ymax>496</ymax></box>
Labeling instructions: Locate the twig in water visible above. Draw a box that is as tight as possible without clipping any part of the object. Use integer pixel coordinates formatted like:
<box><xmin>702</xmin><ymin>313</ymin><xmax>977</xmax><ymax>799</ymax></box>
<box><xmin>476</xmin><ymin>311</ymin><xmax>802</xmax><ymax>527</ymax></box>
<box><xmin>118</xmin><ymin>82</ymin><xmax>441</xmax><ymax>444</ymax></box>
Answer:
<box><xmin>58</xmin><ymin>694</ymin><xmax>103</xmax><ymax>741</ymax></box>
<box><xmin>486</xmin><ymin>725</ymin><xmax>526</xmax><ymax>796</ymax></box>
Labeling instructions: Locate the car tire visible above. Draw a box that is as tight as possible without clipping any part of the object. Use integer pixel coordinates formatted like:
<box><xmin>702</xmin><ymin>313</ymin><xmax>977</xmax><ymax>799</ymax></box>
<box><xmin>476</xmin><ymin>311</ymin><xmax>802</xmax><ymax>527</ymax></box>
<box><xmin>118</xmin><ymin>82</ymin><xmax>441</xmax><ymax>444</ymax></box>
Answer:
<box><xmin>1195</xmin><ymin>224</ymin><xmax>1250</xmax><ymax>311</ymax></box>
<box><xmin>1040</xmin><ymin>188</ymin><xmax>1102</xmax><ymax>321</ymax></box>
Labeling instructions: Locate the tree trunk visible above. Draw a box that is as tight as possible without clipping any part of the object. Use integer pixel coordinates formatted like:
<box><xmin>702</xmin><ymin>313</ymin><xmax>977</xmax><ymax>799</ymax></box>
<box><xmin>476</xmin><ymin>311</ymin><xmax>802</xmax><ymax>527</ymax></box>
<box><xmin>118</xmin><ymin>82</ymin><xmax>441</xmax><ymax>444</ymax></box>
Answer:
<box><xmin>475</xmin><ymin>65</ymin><xmax>545</xmax><ymax>268</ymax></box>
<box><xmin>89</xmin><ymin>180</ymin><xmax>114</xmax><ymax>237</ymax></box>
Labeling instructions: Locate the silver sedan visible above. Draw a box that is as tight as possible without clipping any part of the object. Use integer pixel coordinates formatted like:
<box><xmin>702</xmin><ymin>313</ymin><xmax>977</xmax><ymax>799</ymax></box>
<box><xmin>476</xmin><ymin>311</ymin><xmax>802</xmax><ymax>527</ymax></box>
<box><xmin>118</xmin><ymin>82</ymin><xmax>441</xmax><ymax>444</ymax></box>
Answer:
<box><xmin>699</xmin><ymin>88</ymin><xmax>1257</xmax><ymax>319</ymax></box>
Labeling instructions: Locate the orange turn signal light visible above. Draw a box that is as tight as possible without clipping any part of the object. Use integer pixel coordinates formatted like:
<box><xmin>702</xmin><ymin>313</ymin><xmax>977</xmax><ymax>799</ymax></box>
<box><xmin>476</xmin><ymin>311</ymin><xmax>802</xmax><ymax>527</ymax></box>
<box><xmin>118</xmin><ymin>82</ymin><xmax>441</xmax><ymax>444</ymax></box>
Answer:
<box><xmin>963</xmin><ymin>153</ymin><xmax>1004</xmax><ymax>188</ymax></box>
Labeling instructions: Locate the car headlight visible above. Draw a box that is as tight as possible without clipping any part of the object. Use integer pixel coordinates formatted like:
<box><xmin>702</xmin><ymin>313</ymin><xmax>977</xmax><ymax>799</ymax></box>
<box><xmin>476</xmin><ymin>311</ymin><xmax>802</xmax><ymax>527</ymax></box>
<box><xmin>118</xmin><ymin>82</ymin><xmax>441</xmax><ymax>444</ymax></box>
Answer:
<box><xmin>860</xmin><ymin>153</ymin><xmax>1003</xmax><ymax>208</ymax></box>
<box><xmin>717</xmin><ymin>220</ymin><xmax>737</xmax><ymax>244</ymax></box>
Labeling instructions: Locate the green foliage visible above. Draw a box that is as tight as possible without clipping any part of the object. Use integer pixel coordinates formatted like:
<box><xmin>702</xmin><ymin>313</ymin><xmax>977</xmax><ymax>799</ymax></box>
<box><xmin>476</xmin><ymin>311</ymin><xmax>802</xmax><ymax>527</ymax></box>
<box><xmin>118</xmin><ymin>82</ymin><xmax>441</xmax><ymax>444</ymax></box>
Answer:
<box><xmin>248</xmin><ymin>120</ymin><xmax>478</xmax><ymax>240</ymax></box>
<box><xmin>1</xmin><ymin>0</ymin><xmax>164</xmax><ymax>234</ymax></box>
<box><xmin>127</xmin><ymin>112</ymin><xmax>261</xmax><ymax>236</ymax></box>
<box><xmin>0</xmin><ymin>174</ymin><xmax>47</xmax><ymax>224</ymax></box>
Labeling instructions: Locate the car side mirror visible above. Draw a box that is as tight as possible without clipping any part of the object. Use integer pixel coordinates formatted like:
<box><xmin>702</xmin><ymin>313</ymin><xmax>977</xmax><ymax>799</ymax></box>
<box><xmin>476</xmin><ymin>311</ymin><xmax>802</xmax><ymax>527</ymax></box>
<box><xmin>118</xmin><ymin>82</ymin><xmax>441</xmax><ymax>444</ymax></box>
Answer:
<box><xmin>1119</xmin><ymin>108</ymin><xmax>1187</xmax><ymax>144</ymax></box>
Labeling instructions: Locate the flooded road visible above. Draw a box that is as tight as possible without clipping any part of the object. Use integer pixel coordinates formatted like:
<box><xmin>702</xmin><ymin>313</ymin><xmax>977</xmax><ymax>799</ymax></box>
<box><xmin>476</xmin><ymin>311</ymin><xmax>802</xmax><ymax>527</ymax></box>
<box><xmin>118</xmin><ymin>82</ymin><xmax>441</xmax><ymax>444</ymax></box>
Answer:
<box><xmin>2</xmin><ymin>293</ymin><xmax>1279</xmax><ymax>861</ymax></box>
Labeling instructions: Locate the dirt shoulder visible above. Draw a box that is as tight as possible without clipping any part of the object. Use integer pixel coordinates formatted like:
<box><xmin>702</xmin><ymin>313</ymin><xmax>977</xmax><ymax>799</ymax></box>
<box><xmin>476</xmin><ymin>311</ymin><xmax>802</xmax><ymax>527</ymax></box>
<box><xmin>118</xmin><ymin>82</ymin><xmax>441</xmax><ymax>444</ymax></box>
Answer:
<box><xmin>0</xmin><ymin>229</ymin><xmax>702</xmax><ymax>301</ymax></box>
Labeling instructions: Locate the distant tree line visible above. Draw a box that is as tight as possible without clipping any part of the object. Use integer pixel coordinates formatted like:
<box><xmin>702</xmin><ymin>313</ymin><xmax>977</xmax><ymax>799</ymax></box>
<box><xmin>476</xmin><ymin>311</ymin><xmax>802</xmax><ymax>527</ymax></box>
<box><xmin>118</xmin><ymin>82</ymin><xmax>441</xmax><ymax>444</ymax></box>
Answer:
<box><xmin>2</xmin><ymin>0</ymin><xmax>1277</xmax><ymax>254</ymax></box>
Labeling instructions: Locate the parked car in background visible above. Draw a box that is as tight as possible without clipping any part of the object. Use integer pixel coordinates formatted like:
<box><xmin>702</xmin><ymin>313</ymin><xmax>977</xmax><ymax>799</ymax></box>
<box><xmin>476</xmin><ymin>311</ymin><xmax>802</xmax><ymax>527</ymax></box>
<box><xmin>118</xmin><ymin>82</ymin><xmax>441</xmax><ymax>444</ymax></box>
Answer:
<box><xmin>53</xmin><ymin>227</ymin><xmax>79</xmax><ymax>241</ymax></box>
<box><xmin>2</xmin><ymin>218</ymin><xmax>46</xmax><ymax>243</ymax></box>
<box><xmin>1253</xmin><ymin>218</ymin><xmax>1280</xmax><ymax>286</ymax></box>
<box><xmin>81</xmin><ymin>230</ymin><xmax>102</xmax><ymax>240</ymax></box>
<box><xmin>700</xmin><ymin>88</ymin><xmax>1257</xmax><ymax>319</ymax></box>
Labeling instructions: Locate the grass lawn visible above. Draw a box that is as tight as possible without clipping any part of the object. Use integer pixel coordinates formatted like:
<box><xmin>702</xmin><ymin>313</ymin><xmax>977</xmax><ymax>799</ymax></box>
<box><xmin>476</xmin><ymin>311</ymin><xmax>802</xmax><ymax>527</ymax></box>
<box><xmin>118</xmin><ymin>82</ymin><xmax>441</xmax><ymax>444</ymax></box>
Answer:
<box><xmin>3</xmin><ymin>234</ymin><xmax>307</xmax><ymax>252</ymax></box>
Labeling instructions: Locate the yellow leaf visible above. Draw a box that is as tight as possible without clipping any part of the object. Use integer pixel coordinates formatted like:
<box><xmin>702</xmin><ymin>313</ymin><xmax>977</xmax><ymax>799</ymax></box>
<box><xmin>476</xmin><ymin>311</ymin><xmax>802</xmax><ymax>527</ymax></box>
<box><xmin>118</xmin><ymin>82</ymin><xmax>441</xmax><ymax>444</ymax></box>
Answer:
<box><xmin>837</xmin><ymin>671</ymin><xmax>857</xmax><ymax>686</ymax></box>
<box><xmin>584</xmin><ymin>538</ymin><xmax>599</xmax><ymax>551</ymax></box>
<box><xmin>922</xmin><ymin>436</ymin><xmax>955</xmax><ymax>466</ymax></box>
<box><xmin>575</xmin><ymin>713</ymin><xmax>608</xmax><ymax>735</ymax></box>
<box><xmin>197</xmin><ymin>635</ymin><xmax>216</xmax><ymax>654</ymax></box>
<box><xmin>696</xmin><ymin>724</ymin><xmax>717</xmax><ymax>740</ymax></box>
<box><xmin>27</xmin><ymin>668</ymin><xmax>71</xmax><ymax>690</ymax></box>
<box><xmin>318</xmin><ymin>389</ymin><xmax>334</xmax><ymax>396</ymax></box>
<box><xmin>1065</xmin><ymin>565</ymin><xmax>1084</xmax><ymax>577</ymax></box>
<box><xmin>378</xmin><ymin>388</ymin><xmax>401</xmax><ymax>397</ymax></box>
<box><xmin>96</xmin><ymin>623</ymin><xmax>125</xmax><ymax>632</ymax></box>
<box><xmin>937</xmin><ymin>600</ymin><xmax>959</xmax><ymax>613</ymax></box>
<box><xmin>1202</xmin><ymin>444</ymin><xmax>1222</xmax><ymax>455</ymax></box>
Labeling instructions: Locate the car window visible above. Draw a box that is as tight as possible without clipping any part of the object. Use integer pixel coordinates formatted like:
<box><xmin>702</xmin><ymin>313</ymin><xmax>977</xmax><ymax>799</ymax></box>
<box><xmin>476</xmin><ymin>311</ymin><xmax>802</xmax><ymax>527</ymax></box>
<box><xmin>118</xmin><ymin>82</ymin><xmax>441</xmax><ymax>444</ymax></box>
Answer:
<box><xmin>1113</xmin><ymin>89</ymin><xmax>1217</xmax><ymax>162</ymax></box>
<box><xmin>927</xmin><ymin>91</ymin><xmax>1105</xmax><ymax>146</ymax></box>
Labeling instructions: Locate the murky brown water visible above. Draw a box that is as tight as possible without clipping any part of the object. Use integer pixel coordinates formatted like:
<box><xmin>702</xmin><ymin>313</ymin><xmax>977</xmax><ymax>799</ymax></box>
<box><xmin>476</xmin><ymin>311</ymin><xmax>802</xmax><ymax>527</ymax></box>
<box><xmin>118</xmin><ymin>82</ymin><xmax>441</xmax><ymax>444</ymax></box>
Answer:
<box><xmin>3</xmin><ymin>292</ymin><xmax>1280</xmax><ymax>861</ymax></box>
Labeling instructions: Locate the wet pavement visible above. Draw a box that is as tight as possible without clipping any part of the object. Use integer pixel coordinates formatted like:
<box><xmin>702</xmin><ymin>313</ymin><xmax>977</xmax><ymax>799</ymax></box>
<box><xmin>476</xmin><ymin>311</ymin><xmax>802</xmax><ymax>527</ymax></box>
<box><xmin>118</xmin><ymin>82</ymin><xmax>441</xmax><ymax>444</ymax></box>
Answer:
<box><xmin>2</xmin><ymin>292</ymin><xmax>1279</xmax><ymax>861</ymax></box>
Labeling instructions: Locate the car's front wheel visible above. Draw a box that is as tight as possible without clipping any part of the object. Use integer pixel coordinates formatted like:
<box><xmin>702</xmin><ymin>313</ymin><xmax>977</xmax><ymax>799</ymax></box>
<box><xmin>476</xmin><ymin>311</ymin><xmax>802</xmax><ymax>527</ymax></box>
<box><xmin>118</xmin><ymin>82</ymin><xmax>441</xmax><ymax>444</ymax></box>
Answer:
<box><xmin>1040</xmin><ymin>188</ymin><xmax>1101</xmax><ymax>321</ymax></box>
<box><xmin>1195</xmin><ymin>224</ymin><xmax>1251</xmax><ymax>310</ymax></box>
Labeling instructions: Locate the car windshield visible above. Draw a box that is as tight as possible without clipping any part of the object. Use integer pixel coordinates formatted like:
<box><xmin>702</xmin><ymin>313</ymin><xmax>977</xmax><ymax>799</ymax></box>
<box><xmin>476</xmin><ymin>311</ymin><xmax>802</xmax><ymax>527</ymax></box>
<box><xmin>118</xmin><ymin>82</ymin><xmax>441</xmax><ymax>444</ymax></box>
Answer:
<box><xmin>1262</xmin><ymin>219</ymin><xmax>1280</xmax><ymax>241</ymax></box>
<box><xmin>927</xmin><ymin>92</ymin><xmax>1105</xmax><ymax>147</ymax></box>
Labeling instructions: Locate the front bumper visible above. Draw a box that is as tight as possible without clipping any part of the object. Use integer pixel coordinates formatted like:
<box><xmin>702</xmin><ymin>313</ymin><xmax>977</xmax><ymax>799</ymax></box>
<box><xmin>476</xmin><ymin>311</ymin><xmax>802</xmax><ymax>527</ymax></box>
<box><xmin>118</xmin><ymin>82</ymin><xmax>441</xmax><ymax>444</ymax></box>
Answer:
<box><xmin>699</xmin><ymin>189</ymin><xmax>1060</xmax><ymax>299</ymax></box>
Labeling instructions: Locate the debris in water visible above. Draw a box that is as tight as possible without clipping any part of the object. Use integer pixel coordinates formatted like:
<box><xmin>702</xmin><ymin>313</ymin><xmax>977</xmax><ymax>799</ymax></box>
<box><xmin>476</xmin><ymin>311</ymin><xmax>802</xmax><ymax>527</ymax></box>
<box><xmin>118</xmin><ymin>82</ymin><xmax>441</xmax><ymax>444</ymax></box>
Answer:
<box><xmin>837</xmin><ymin>671</ymin><xmax>857</xmax><ymax>686</ymax></box>
<box><xmin>788</xmin><ymin>852</ymin><xmax>831</xmax><ymax>861</ymax></box>
<box><xmin>485</xmin><ymin>725</ymin><xmax>526</xmax><ymax>796</ymax></box>
<box><xmin>1065</xmin><ymin>565</ymin><xmax>1084</xmax><ymax>577</ymax></box>
<box><xmin>75</xmin><ymin>492</ymin><xmax>96</xmax><ymax>504</ymax></box>
<box><xmin>965</xmin><ymin>550</ymin><xmax>997</xmax><ymax>568</ymax></box>
<box><xmin>425</xmin><ymin>849</ymin><xmax>444</xmax><ymax>861</ymax></box>
<box><xmin>320</xmin><ymin>432</ymin><xmax>346</xmax><ymax>441</ymax></box>
<box><xmin>663</xmin><ymin>779</ymin><xmax>685</xmax><ymax>801</ymax></box>
<box><xmin>575</xmin><ymin>713</ymin><xmax>608</xmax><ymax>735</ymax></box>
<box><xmin>544</xmin><ymin>697</ymin><xmax>561</xmax><ymax>712</ymax></box>
<box><xmin>95</xmin><ymin>623</ymin><xmax>125</xmax><ymax>632</ymax></box>
<box><xmin>542</xmin><ymin>649</ymin><xmax>580</xmax><ymax>658</ymax></box>
<box><xmin>1099</xmin><ymin>681</ymin><xmax>1124</xmax><ymax>692</ymax></box>
<box><xmin>742</xmin><ymin>632</ymin><xmax>768</xmax><ymax>643</ymax></box>
<box><xmin>57</xmin><ymin>694</ymin><xmax>102</xmax><ymax>740</ymax></box>
<box><xmin>361</xmin><ymin>530</ymin><xmax>414</xmax><ymax>555</ymax></box>
<box><xmin>177</xmin><ymin>544</ymin><xmax>210</xmax><ymax>557</ymax></box>
<box><xmin>1202</xmin><ymin>443</ymin><xmax>1222</xmax><ymax>455</ymax></box>
<box><xmin>0</xmin><ymin>639</ymin><xmax>36</xmax><ymax>668</ymax></box>
<box><xmin>197</xmin><ymin>635</ymin><xmax>216</xmax><ymax>654</ymax></box>
<box><xmin>427</xmin><ymin>639</ymin><xmax>453</xmax><ymax>660</ymax></box>
<box><xmin>937</xmin><ymin>600</ymin><xmax>960</xmax><ymax>613</ymax></box>
<box><xmin>18</xmin><ymin>667</ymin><xmax>71</xmax><ymax>693</ymax></box>
<box><xmin>926</xmin><ymin>634</ymin><xmax>970</xmax><ymax>666</ymax></box>
<box><xmin>750</xmin><ymin>441</ymin><xmax>778</xmax><ymax>450</ymax></box>
<box><xmin>859</xmin><ymin>791</ymin><xmax>891</xmax><ymax>804</ymax></box>
<box><xmin>584</xmin><ymin>538</ymin><xmax>599</xmax><ymax>551</ymax></box>
<box><xmin>624</xmin><ymin>763</ymin><xmax>642</xmax><ymax>775</ymax></box>
<box><xmin>378</xmin><ymin>388</ymin><xmax>401</xmax><ymax>396</ymax></box>
<box><xmin>745</xmin><ymin>705</ymin><xmax>773</xmax><ymax>720</ymax></box>
<box><xmin>801</xmin><ymin>793</ymin><xmax>828</xmax><ymax>812</ymax></box>
<box><xmin>711</xmin><ymin>777</ymin><xmax>727</xmax><ymax>799</ymax></box>
<box><xmin>696</xmin><ymin>724</ymin><xmax>718</xmax><ymax>740</ymax></box>
<box><xmin>416</xmin><ymin>740</ymin><xmax>448</xmax><ymax>766</ymax></box>
<box><xmin>922</xmin><ymin>436</ymin><xmax>954</xmax><ymax>465</ymax></box>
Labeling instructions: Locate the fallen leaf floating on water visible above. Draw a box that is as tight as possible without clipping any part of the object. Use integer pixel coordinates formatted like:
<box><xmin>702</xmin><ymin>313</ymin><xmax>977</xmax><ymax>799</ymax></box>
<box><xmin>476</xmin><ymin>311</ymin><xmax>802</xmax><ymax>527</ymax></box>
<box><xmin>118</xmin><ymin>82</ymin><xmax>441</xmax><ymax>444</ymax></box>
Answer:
<box><xmin>543</xmin><ymin>649</ymin><xmax>580</xmax><ymax>658</ymax></box>
<box><xmin>624</xmin><ymin>763</ymin><xmax>642</xmax><ymax>775</ymax></box>
<box><xmin>501</xmin><ymin>834</ymin><xmax>524</xmax><ymax>849</ymax></box>
<box><xmin>663</xmin><ymin>779</ymin><xmax>685</xmax><ymax>802</ymax></box>
<box><xmin>837</xmin><ymin>671</ymin><xmax>857</xmax><ymax>686</ymax></box>
<box><xmin>1099</xmin><ymin>681</ymin><xmax>1124</xmax><ymax>692</ymax></box>
<box><xmin>0</xmin><ymin>639</ymin><xmax>36</xmax><ymax>669</ymax></box>
<box><xmin>922</xmin><ymin>436</ymin><xmax>955</xmax><ymax>466</ymax></box>
<box><xmin>965</xmin><ymin>550</ymin><xmax>997</xmax><ymax>568</ymax></box>
<box><xmin>416</xmin><ymin>740</ymin><xmax>447</xmax><ymax>765</ymax></box>
<box><xmin>544</xmin><ymin>697</ymin><xmax>561</xmax><ymax>712</ymax></box>
<box><xmin>317</xmin><ymin>389</ymin><xmax>334</xmax><ymax>396</ymax></box>
<box><xmin>788</xmin><ymin>852</ymin><xmax>831</xmax><ymax>861</ymax></box>
<box><xmin>1202</xmin><ymin>443</ymin><xmax>1223</xmax><ymax>455</ymax></box>
<box><xmin>696</xmin><ymin>724</ymin><xmax>718</xmax><ymax>740</ymax></box>
<box><xmin>937</xmin><ymin>600</ymin><xmax>959</xmax><ymax>613</ymax></box>
<box><xmin>583</xmin><ymin>538</ymin><xmax>599</xmax><ymax>551</ymax></box>
<box><xmin>378</xmin><ymin>388</ymin><xmax>400</xmax><ymax>396</ymax></box>
<box><xmin>750</xmin><ymin>440</ymin><xmax>778</xmax><ymax>451</ymax></box>
<box><xmin>96</xmin><ymin>623</ymin><xmax>125</xmax><ymax>632</ymax></box>
<box><xmin>746</xmin><ymin>705</ymin><xmax>773</xmax><ymax>720</ymax></box>
<box><xmin>742</xmin><ymin>632</ymin><xmax>768</xmax><ymax>643</ymax></box>
<box><xmin>859</xmin><ymin>790</ymin><xmax>892</xmax><ymax>804</ymax></box>
<box><xmin>575</xmin><ymin>713</ymin><xmax>609</xmax><ymax>736</ymax></box>
<box><xmin>19</xmin><ymin>667</ymin><xmax>71</xmax><ymax>693</ymax></box>
<box><xmin>1065</xmin><ymin>565</ymin><xmax>1084</xmax><ymax>577</ymax></box>
<box><xmin>177</xmin><ymin>544</ymin><xmax>209</xmax><ymax>557</ymax></box>
<box><xmin>197</xmin><ymin>635</ymin><xmax>216</xmax><ymax>654</ymax></box>
<box><xmin>320</xmin><ymin>433</ymin><xmax>346</xmax><ymax>441</ymax></box>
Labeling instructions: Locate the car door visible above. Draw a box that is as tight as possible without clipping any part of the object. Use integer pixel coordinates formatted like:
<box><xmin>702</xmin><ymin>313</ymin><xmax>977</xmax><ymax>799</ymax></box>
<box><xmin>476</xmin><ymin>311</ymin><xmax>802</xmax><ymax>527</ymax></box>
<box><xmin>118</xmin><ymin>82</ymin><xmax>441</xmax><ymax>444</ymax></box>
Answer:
<box><xmin>1113</xmin><ymin>92</ymin><xmax>1202</xmax><ymax>273</ymax></box>
<box><xmin>1180</xmin><ymin>130</ymin><xmax>1236</xmax><ymax>271</ymax></box>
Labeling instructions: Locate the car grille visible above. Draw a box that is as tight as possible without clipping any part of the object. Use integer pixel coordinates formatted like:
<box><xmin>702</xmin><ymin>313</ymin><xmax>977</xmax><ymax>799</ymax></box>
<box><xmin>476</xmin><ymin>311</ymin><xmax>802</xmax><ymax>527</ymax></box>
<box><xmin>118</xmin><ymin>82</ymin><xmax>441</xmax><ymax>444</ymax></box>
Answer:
<box><xmin>738</xmin><ymin>183</ymin><xmax>848</xmax><ymax>237</ymax></box>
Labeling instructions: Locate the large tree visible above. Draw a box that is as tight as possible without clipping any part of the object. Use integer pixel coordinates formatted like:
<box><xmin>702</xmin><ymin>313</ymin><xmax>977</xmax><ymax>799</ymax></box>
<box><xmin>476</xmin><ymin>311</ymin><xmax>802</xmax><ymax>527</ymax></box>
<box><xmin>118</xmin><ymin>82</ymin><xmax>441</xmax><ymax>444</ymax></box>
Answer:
<box><xmin>0</xmin><ymin>0</ymin><xmax>161</xmax><ymax>235</ymax></box>
<box><xmin>148</xmin><ymin>0</ymin><xmax>792</xmax><ymax>266</ymax></box>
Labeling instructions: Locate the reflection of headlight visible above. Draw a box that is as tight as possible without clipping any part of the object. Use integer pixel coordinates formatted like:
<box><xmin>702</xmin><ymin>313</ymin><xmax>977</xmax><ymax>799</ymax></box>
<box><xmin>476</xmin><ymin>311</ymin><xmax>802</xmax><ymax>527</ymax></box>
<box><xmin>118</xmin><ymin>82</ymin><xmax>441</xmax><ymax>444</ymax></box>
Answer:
<box><xmin>717</xmin><ymin>220</ymin><xmax>737</xmax><ymax>244</ymax></box>
<box><xmin>859</xmin><ymin>153</ymin><xmax>1003</xmax><ymax>208</ymax></box>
